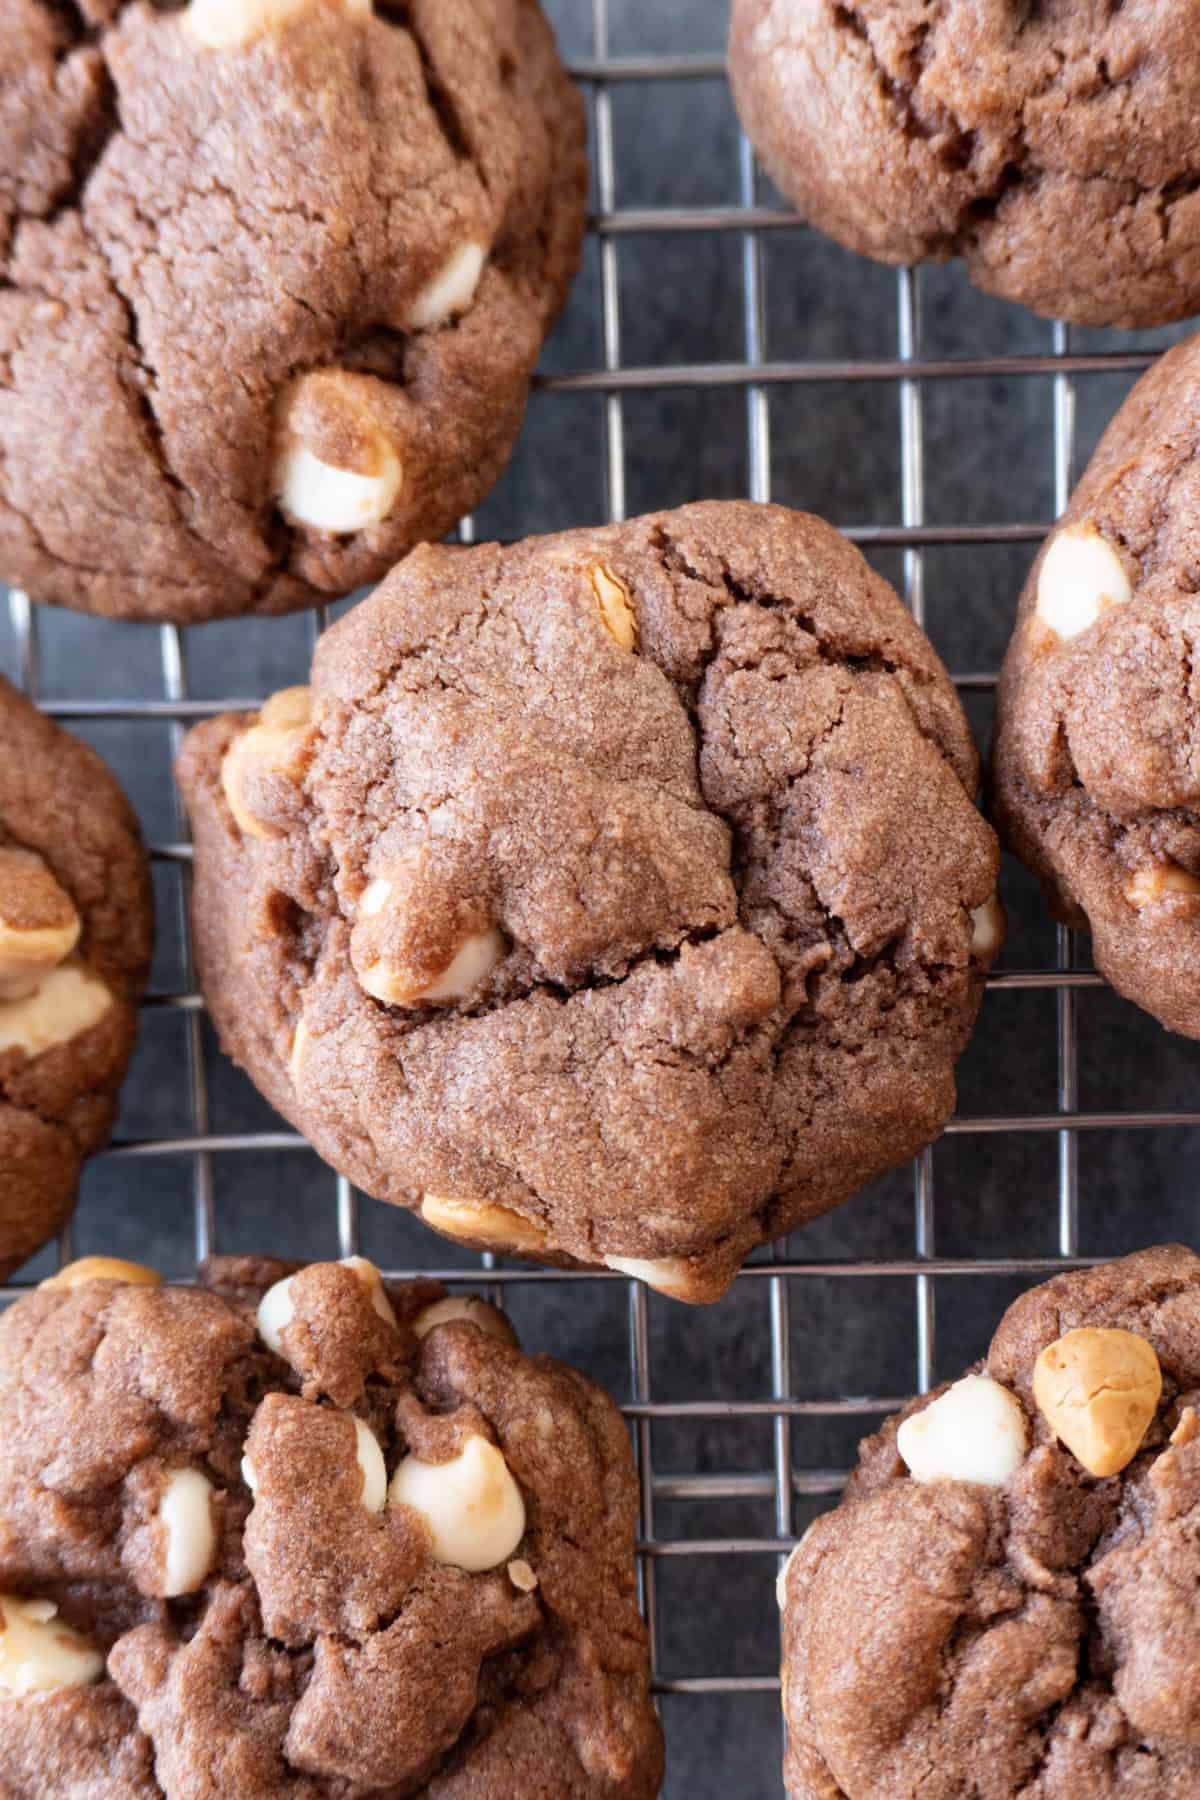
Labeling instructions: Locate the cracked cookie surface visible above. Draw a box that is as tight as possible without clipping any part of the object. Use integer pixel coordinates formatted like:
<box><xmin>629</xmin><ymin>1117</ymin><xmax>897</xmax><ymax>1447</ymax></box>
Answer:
<box><xmin>780</xmin><ymin>1245</ymin><xmax>1200</xmax><ymax>1798</ymax></box>
<box><xmin>729</xmin><ymin>0</ymin><xmax>1200</xmax><ymax>327</ymax></box>
<box><xmin>0</xmin><ymin>1253</ymin><xmax>662</xmax><ymax>1796</ymax></box>
<box><xmin>993</xmin><ymin>335</ymin><xmax>1200</xmax><ymax>1038</ymax></box>
<box><xmin>0</xmin><ymin>676</ymin><xmax>151</xmax><ymax>1278</ymax></box>
<box><xmin>0</xmin><ymin>0</ymin><xmax>586</xmax><ymax>623</ymax></box>
<box><xmin>177</xmin><ymin>500</ymin><xmax>1000</xmax><ymax>1304</ymax></box>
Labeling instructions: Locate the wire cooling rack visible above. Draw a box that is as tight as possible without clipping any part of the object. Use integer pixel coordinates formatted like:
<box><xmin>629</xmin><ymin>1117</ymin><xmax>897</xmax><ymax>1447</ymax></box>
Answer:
<box><xmin>4</xmin><ymin>3</ymin><xmax>1200</xmax><ymax>1794</ymax></box>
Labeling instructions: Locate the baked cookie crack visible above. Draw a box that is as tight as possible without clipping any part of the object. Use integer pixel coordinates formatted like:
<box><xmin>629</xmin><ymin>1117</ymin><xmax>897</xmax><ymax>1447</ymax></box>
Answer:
<box><xmin>378</xmin><ymin>4</ymin><xmax>477</xmax><ymax>172</ymax></box>
<box><xmin>83</xmin><ymin>225</ymin><xmax>189</xmax><ymax>504</ymax></box>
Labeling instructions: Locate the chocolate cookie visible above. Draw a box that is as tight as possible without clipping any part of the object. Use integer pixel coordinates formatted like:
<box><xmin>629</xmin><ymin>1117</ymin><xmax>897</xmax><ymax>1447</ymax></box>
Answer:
<box><xmin>0</xmin><ymin>678</ymin><xmax>151</xmax><ymax>1277</ymax></box>
<box><xmin>729</xmin><ymin>1</ymin><xmax>1200</xmax><ymax>328</ymax></box>
<box><xmin>0</xmin><ymin>1252</ymin><xmax>663</xmax><ymax>1797</ymax></box>
<box><xmin>992</xmin><ymin>336</ymin><xmax>1200</xmax><ymax>1038</ymax></box>
<box><xmin>780</xmin><ymin>1245</ymin><xmax>1200</xmax><ymax>1798</ymax></box>
<box><xmin>177</xmin><ymin>501</ymin><xmax>1002</xmax><ymax>1304</ymax></box>
<box><xmin>0</xmin><ymin>0</ymin><xmax>585</xmax><ymax>624</ymax></box>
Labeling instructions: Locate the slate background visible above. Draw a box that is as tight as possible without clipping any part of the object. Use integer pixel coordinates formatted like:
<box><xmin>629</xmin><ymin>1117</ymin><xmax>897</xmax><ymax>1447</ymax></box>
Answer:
<box><xmin>4</xmin><ymin>2</ymin><xmax>1199</xmax><ymax>1794</ymax></box>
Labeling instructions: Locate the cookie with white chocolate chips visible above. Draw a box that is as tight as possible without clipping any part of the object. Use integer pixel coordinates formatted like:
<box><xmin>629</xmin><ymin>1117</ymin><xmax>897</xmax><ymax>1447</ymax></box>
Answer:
<box><xmin>0</xmin><ymin>1252</ymin><xmax>663</xmax><ymax>1797</ymax></box>
<box><xmin>177</xmin><ymin>501</ymin><xmax>1002</xmax><ymax>1304</ymax></box>
<box><xmin>993</xmin><ymin>335</ymin><xmax>1200</xmax><ymax>1038</ymax></box>
<box><xmin>0</xmin><ymin>0</ymin><xmax>585</xmax><ymax>622</ymax></box>
<box><xmin>779</xmin><ymin>1245</ymin><xmax>1200</xmax><ymax>1799</ymax></box>
<box><xmin>0</xmin><ymin>678</ymin><xmax>151</xmax><ymax>1278</ymax></box>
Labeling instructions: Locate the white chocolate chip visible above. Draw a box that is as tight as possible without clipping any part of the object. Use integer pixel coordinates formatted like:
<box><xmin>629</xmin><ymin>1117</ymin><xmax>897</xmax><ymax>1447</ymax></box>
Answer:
<box><xmin>274</xmin><ymin>371</ymin><xmax>402</xmax><ymax>535</ymax></box>
<box><xmin>185</xmin><ymin>0</ymin><xmax>368</xmax><ymax>51</ymax></box>
<box><xmin>411</xmin><ymin>1296</ymin><xmax>516</xmax><ymax>1345</ymax></box>
<box><xmin>775</xmin><ymin>1542</ymin><xmax>803</xmax><ymax>1611</ymax></box>
<box><xmin>259</xmin><ymin>1260</ymin><xmax>395</xmax><ymax>1363</ymax></box>
<box><xmin>356</xmin><ymin>919</ymin><xmax>503</xmax><ymax>1007</ymax></box>
<box><xmin>507</xmin><ymin>1558</ymin><xmax>537</xmax><ymax>1592</ymax></box>
<box><xmin>0</xmin><ymin>1596</ymin><xmax>104</xmax><ymax>1698</ymax></box>
<box><xmin>277</xmin><ymin>445</ymin><xmax>403</xmax><ymax>535</ymax></box>
<box><xmin>220</xmin><ymin>686</ymin><xmax>313</xmax><ymax>841</ymax></box>
<box><xmin>340</xmin><ymin>1256</ymin><xmax>398</xmax><ymax>1329</ymax></box>
<box><xmin>0</xmin><ymin>849</ymin><xmax>80</xmax><ymax>1002</ymax></box>
<box><xmin>1125</xmin><ymin>863</ymin><xmax>1200</xmax><ymax>908</ymax></box>
<box><xmin>359</xmin><ymin>877</ymin><xmax>391</xmax><ymax>919</ymax></box>
<box><xmin>247</xmin><ymin>1432</ymin><xmax>384</xmax><ymax>1507</ymax></box>
<box><xmin>589</xmin><ymin>564</ymin><xmax>638</xmax><ymax>652</ymax></box>
<box><xmin>419</xmin><ymin>929</ymin><xmax>505</xmax><ymax>1002</ymax></box>
<box><xmin>388</xmin><ymin>1435</ymin><xmax>525</xmax><ymax>1572</ymax></box>
<box><xmin>159</xmin><ymin>1469</ymin><xmax>217</xmax><ymax>1598</ymax></box>
<box><xmin>40</xmin><ymin>1257</ymin><xmax>161</xmax><ymax>1292</ymax></box>
<box><xmin>1035</xmin><ymin>525</ymin><xmax>1131</xmax><ymax>642</ymax></box>
<box><xmin>0</xmin><ymin>921</ymin><xmax>77</xmax><ymax>1001</ymax></box>
<box><xmin>970</xmin><ymin>894</ymin><xmax>1004</xmax><ymax>959</ymax></box>
<box><xmin>256</xmin><ymin>1275</ymin><xmax>296</xmax><ymax>1355</ymax></box>
<box><xmin>896</xmin><ymin>1374</ymin><xmax>1028</xmax><ymax>1487</ymax></box>
<box><xmin>352</xmin><ymin>1417</ymin><xmax>387</xmax><ymax>1514</ymax></box>
<box><xmin>0</xmin><ymin>959</ymin><xmax>113</xmax><ymax>1058</ymax></box>
<box><xmin>288</xmin><ymin>1016</ymin><xmax>310</xmax><ymax>1082</ymax></box>
<box><xmin>405</xmin><ymin>242</ymin><xmax>487</xmax><ymax>330</ymax></box>
<box><xmin>603</xmin><ymin>1254</ymin><xmax>692</xmax><ymax>1299</ymax></box>
<box><xmin>775</xmin><ymin>1518</ymin><xmax>822</xmax><ymax>1610</ymax></box>
<box><xmin>420</xmin><ymin>1194</ymin><xmax>547</xmax><ymax>1256</ymax></box>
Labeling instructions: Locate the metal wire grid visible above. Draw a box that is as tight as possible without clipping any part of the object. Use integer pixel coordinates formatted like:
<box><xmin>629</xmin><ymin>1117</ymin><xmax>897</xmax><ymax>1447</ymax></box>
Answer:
<box><xmin>0</xmin><ymin>7</ymin><xmax>1195</xmax><ymax>1793</ymax></box>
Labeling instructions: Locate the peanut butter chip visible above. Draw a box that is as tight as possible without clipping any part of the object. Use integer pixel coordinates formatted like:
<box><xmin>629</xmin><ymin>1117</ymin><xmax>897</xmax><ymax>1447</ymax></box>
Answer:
<box><xmin>1171</xmin><ymin>1406</ymin><xmax>1198</xmax><ymax>1448</ymax></box>
<box><xmin>1125</xmin><ymin>864</ymin><xmax>1200</xmax><ymax>909</ymax></box>
<box><xmin>39</xmin><ymin>1257</ymin><xmax>161</xmax><ymax>1292</ymax></box>
<box><xmin>220</xmin><ymin>685</ymin><xmax>313</xmax><ymax>840</ymax></box>
<box><xmin>589</xmin><ymin>564</ymin><xmax>638</xmax><ymax>651</ymax></box>
<box><xmin>0</xmin><ymin>960</ymin><xmax>113</xmax><ymax>1057</ymax></box>
<box><xmin>1033</xmin><ymin>1327</ymin><xmax>1163</xmax><ymax>1477</ymax></box>
<box><xmin>258</xmin><ymin>687</ymin><xmax>313</xmax><ymax>734</ymax></box>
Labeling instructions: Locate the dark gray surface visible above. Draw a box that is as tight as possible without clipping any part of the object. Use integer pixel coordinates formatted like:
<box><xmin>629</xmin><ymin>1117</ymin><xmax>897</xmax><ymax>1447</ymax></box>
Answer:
<box><xmin>4</xmin><ymin>2</ymin><xmax>1200</xmax><ymax>1795</ymax></box>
